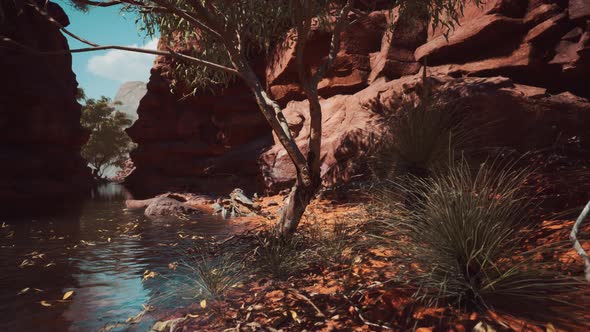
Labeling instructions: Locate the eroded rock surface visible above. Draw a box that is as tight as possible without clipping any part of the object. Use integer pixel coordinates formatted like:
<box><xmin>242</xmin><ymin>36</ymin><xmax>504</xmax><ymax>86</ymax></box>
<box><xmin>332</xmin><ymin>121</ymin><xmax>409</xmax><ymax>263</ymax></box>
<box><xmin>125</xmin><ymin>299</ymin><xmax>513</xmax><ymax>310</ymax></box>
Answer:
<box><xmin>126</xmin><ymin>0</ymin><xmax>589</xmax><ymax>197</ymax></box>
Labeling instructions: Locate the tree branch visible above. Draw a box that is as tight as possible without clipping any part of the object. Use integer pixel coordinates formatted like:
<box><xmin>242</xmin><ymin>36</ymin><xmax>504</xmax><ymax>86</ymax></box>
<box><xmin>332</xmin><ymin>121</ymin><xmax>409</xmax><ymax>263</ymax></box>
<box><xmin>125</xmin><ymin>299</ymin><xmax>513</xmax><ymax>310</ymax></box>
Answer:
<box><xmin>72</xmin><ymin>0</ymin><xmax>126</xmax><ymax>7</ymax></box>
<box><xmin>0</xmin><ymin>37</ymin><xmax>239</xmax><ymax>75</ymax></box>
<box><xmin>311</xmin><ymin>0</ymin><xmax>354</xmax><ymax>86</ymax></box>
<box><xmin>570</xmin><ymin>201</ymin><xmax>590</xmax><ymax>281</ymax></box>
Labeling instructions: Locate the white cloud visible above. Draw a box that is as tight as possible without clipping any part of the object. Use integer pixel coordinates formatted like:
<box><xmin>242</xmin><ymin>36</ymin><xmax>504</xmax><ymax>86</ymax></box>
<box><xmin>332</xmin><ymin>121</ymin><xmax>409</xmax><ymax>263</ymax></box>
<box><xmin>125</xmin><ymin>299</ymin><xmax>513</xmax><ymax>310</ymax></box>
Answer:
<box><xmin>87</xmin><ymin>38</ymin><xmax>159</xmax><ymax>82</ymax></box>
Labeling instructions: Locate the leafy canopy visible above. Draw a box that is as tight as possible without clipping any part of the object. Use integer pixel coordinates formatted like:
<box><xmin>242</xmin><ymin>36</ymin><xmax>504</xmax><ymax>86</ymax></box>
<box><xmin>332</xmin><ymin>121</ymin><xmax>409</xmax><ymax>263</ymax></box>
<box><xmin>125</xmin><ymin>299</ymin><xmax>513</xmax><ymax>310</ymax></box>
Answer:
<box><xmin>79</xmin><ymin>93</ymin><xmax>135</xmax><ymax>179</ymax></box>
<box><xmin>67</xmin><ymin>0</ymin><xmax>480</xmax><ymax>94</ymax></box>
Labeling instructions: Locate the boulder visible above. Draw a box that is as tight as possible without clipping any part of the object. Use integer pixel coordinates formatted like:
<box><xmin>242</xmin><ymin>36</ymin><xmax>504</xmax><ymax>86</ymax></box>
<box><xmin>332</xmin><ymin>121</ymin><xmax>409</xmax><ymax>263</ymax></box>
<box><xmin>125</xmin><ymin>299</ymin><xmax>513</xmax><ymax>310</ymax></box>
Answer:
<box><xmin>144</xmin><ymin>197</ymin><xmax>202</xmax><ymax>218</ymax></box>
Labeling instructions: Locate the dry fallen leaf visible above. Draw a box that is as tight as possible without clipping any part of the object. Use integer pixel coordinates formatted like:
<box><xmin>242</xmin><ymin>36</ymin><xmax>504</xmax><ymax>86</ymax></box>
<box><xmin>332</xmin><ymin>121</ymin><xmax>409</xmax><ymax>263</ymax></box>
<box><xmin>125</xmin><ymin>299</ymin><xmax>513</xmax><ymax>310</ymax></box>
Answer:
<box><xmin>62</xmin><ymin>290</ymin><xmax>74</xmax><ymax>300</ymax></box>
<box><xmin>19</xmin><ymin>259</ymin><xmax>35</xmax><ymax>268</ymax></box>
<box><xmin>200</xmin><ymin>299</ymin><xmax>207</xmax><ymax>309</ymax></box>
<box><xmin>290</xmin><ymin>310</ymin><xmax>300</xmax><ymax>323</ymax></box>
<box><xmin>142</xmin><ymin>270</ymin><xmax>157</xmax><ymax>282</ymax></box>
<box><xmin>546</xmin><ymin>323</ymin><xmax>557</xmax><ymax>332</ymax></box>
<box><xmin>40</xmin><ymin>301</ymin><xmax>52</xmax><ymax>307</ymax></box>
<box><xmin>17</xmin><ymin>288</ymin><xmax>30</xmax><ymax>296</ymax></box>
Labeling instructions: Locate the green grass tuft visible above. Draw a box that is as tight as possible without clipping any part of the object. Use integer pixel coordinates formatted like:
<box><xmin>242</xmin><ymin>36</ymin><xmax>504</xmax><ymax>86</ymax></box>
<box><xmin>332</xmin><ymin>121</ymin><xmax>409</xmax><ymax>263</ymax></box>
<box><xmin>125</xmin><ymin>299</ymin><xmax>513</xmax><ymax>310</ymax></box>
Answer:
<box><xmin>371</xmin><ymin>157</ymin><xmax>589</xmax><ymax>327</ymax></box>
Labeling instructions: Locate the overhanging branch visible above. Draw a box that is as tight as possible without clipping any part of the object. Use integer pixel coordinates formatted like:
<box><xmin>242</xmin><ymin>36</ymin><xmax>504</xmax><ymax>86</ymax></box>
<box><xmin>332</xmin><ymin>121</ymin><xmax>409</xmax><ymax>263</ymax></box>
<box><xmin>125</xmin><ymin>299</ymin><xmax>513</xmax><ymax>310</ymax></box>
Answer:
<box><xmin>0</xmin><ymin>37</ymin><xmax>239</xmax><ymax>75</ymax></box>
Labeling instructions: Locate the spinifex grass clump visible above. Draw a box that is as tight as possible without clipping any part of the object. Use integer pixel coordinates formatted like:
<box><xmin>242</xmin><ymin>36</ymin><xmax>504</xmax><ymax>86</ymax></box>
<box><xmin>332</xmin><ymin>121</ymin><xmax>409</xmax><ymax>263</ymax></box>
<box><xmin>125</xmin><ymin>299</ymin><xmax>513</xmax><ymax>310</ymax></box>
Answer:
<box><xmin>372</xmin><ymin>158</ymin><xmax>589</xmax><ymax>326</ymax></box>
<box><xmin>254</xmin><ymin>230</ymin><xmax>308</xmax><ymax>280</ymax></box>
<box><xmin>180</xmin><ymin>254</ymin><xmax>244</xmax><ymax>299</ymax></box>
<box><xmin>371</xmin><ymin>90</ymin><xmax>477</xmax><ymax>180</ymax></box>
<box><xmin>307</xmin><ymin>219</ymin><xmax>356</xmax><ymax>267</ymax></box>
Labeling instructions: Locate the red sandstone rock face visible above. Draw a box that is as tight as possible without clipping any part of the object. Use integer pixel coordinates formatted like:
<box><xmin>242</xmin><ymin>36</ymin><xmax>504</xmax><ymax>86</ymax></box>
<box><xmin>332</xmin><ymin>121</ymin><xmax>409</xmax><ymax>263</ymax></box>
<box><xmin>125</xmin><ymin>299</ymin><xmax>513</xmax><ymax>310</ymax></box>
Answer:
<box><xmin>415</xmin><ymin>0</ymin><xmax>589</xmax><ymax>98</ymax></box>
<box><xmin>0</xmin><ymin>1</ymin><xmax>92</xmax><ymax>207</ymax></box>
<box><xmin>266</xmin><ymin>9</ymin><xmax>429</xmax><ymax>106</ymax></box>
<box><xmin>127</xmin><ymin>0</ymin><xmax>590</xmax><ymax>196</ymax></box>
<box><xmin>265</xmin><ymin>11</ymin><xmax>387</xmax><ymax>106</ymax></box>
<box><xmin>259</xmin><ymin>72</ymin><xmax>590</xmax><ymax>191</ymax></box>
<box><xmin>124</xmin><ymin>46</ymin><xmax>273</xmax><ymax>196</ymax></box>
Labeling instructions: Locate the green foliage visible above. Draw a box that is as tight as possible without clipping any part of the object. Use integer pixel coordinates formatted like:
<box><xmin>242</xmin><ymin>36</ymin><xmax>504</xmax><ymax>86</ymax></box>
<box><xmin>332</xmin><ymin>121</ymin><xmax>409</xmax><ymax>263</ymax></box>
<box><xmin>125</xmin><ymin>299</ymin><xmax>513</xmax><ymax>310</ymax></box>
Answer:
<box><xmin>307</xmin><ymin>219</ymin><xmax>354</xmax><ymax>267</ymax></box>
<box><xmin>75</xmin><ymin>86</ymin><xmax>86</xmax><ymax>102</ymax></box>
<box><xmin>80</xmin><ymin>94</ymin><xmax>135</xmax><ymax>179</ymax></box>
<box><xmin>393</xmin><ymin>0</ymin><xmax>483</xmax><ymax>36</ymax></box>
<box><xmin>134</xmin><ymin>0</ymin><xmax>315</xmax><ymax>92</ymax></box>
<box><xmin>126</xmin><ymin>0</ymin><xmax>478</xmax><ymax>94</ymax></box>
<box><xmin>371</xmin><ymin>158</ymin><xmax>589</xmax><ymax>325</ymax></box>
<box><xmin>254</xmin><ymin>231</ymin><xmax>307</xmax><ymax>280</ymax></box>
<box><xmin>371</xmin><ymin>91</ymin><xmax>476</xmax><ymax>180</ymax></box>
<box><xmin>178</xmin><ymin>252</ymin><xmax>244</xmax><ymax>299</ymax></box>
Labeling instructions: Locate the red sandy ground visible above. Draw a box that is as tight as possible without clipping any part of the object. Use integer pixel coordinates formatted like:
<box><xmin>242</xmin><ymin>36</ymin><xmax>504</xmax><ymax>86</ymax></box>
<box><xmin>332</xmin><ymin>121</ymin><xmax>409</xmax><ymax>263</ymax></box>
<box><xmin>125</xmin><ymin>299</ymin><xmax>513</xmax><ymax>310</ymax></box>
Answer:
<box><xmin>151</xmin><ymin>193</ymin><xmax>590</xmax><ymax>332</ymax></box>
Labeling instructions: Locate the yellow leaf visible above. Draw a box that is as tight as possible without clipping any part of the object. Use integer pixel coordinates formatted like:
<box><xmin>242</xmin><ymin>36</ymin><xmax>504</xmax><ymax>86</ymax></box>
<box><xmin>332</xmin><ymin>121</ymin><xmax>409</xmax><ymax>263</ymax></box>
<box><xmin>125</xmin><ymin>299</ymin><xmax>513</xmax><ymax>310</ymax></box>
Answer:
<box><xmin>546</xmin><ymin>323</ymin><xmax>557</xmax><ymax>332</ymax></box>
<box><xmin>290</xmin><ymin>310</ymin><xmax>300</xmax><ymax>323</ymax></box>
<box><xmin>17</xmin><ymin>287</ymin><xmax>30</xmax><ymax>296</ymax></box>
<box><xmin>200</xmin><ymin>299</ymin><xmax>207</xmax><ymax>309</ymax></box>
<box><xmin>62</xmin><ymin>290</ymin><xmax>74</xmax><ymax>300</ymax></box>
<box><xmin>142</xmin><ymin>271</ymin><xmax>157</xmax><ymax>282</ymax></box>
<box><xmin>40</xmin><ymin>301</ymin><xmax>52</xmax><ymax>307</ymax></box>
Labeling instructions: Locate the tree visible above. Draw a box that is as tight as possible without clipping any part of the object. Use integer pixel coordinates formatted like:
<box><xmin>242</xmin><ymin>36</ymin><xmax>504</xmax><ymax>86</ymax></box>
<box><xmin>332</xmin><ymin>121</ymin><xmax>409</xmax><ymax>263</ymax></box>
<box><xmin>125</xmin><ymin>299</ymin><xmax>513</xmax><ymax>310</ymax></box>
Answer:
<box><xmin>4</xmin><ymin>0</ymin><xmax>479</xmax><ymax>236</ymax></box>
<box><xmin>79</xmin><ymin>93</ymin><xmax>135</xmax><ymax>180</ymax></box>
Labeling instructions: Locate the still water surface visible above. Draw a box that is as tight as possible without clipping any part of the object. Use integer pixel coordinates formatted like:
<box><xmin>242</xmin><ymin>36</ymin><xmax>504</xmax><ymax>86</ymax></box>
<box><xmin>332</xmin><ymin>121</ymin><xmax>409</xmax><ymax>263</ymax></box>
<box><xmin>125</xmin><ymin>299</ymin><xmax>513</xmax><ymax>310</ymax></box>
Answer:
<box><xmin>0</xmin><ymin>184</ymin><xmax>231</xmax><ymax>331</ymax></box>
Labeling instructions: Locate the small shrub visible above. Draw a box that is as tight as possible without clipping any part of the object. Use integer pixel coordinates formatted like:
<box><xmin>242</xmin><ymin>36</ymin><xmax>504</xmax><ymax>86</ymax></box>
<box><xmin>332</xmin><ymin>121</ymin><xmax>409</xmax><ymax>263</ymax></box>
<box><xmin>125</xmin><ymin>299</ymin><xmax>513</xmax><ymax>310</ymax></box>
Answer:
<box><xmin>372</xmin><ymin>157</ymin><xmax>589</xmax><ymax>326</ymax></box>
<box><xmin>307</xmin><ymin>219</ymin><xmax>354</xmax><ymax>267</ymax></box>
<box><xmin>254</xmin><ymin>231</ymin><xmax>307</xmax><ymax>280</ymax></box>
<box><xmin>178</xmin><ymin>250</ymin><xmax>244</xmax><ymax>299</ymax></box>
<box><xmin>370</xmin><ymin>91</ymin><xmax>478</xmax><ymax>180</ymax></box>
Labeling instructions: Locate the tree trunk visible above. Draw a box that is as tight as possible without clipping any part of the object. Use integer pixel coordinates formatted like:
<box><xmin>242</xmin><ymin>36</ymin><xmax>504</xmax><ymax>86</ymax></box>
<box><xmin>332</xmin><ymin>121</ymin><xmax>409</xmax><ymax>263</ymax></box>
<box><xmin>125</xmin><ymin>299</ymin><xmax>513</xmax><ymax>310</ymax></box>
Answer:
<box><xmin>277</xmin><ymin>177</ymin><xmax>318</xmax><ymax>236</ymax></box>
<box><xmin>277</xmin><ymin>86</ymin><xmax>323</xmax><ymax>237</ymax></box>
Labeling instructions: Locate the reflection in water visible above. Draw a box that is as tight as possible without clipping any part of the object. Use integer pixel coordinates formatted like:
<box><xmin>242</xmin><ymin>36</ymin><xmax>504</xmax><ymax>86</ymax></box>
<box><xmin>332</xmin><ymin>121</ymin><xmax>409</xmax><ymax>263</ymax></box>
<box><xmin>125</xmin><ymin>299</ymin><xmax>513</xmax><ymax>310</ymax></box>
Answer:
<box><xmin>0</xmin><ymin>184</ymin><xmax>230</xmax><ymax>331</ymax></box>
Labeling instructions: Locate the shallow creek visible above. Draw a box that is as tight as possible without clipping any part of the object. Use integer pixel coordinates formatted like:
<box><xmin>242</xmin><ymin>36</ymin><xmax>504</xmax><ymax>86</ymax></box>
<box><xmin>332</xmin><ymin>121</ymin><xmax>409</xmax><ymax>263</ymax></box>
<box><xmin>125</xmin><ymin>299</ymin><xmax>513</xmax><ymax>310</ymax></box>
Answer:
<box><xmin>0</xmin><ymin>183</ymin><xmax>232</xmax><ymax>331</ymax></box>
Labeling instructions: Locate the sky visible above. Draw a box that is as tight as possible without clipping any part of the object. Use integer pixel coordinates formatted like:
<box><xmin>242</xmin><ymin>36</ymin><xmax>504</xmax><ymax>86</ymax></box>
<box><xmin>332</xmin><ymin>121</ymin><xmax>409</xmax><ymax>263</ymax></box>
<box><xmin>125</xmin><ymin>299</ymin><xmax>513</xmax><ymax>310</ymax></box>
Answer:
<box><xmin>54</xmin><ymin>0</ymin><xmax>159</xmax><ymax>100</ymax></box>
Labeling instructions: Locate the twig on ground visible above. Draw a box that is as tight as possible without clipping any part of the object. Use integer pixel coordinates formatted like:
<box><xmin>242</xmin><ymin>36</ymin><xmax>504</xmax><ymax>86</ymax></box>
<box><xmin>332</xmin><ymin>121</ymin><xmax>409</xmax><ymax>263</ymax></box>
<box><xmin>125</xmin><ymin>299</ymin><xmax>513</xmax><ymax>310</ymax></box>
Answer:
<box><xmin>570</xmin><ymin>201</ymin><xmax>590</xmax><ymax>281</ymax></box>
<box><xmin>342</xmin><ymin>294</ymin><xmax>393</xmax><ymax>330</ymax></box>
<box><xmin>287</xmin><ymin>288</ymin><xmax>326</xmax><ymax>318</ymax></box>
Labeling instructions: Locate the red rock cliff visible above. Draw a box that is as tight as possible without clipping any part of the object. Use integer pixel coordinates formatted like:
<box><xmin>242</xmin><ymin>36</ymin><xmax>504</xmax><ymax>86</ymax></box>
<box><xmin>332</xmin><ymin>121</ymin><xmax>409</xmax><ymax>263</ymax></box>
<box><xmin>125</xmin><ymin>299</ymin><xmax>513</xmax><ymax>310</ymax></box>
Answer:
<box><xmin>127</xmin><ymin>0</ymin><xmax>589</xmax><ymax>202</ymax></box>
<box><xmin>124</xmin><ymin>40</ymin><xmax>273</xmax><ymax>196</ymax></box>
<box><xmin>0</xmin><ymin>1</ymin><xmax>92</xmax><ymax>210</ymax></box>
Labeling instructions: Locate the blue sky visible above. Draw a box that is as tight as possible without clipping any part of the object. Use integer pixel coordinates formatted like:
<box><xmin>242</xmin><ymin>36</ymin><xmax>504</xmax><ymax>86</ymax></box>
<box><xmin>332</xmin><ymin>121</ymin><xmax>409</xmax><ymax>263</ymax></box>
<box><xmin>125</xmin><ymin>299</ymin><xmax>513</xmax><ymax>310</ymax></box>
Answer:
<box><xmin>54</xmin><ymin>1</ymin><xmax>159</xmax><ymax>99</ymax></box>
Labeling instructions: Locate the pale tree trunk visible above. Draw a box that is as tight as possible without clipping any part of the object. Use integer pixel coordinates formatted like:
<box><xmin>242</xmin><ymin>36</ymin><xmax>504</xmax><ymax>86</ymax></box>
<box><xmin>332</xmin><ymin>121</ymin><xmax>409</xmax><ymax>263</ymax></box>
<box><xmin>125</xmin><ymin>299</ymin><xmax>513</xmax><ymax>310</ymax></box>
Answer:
<box><xmin>277</xmin><ymin>86</ymin><xmax>323</xmax><ymax>236</ymax></box>
<box><xmin>571</xmin><ymin>201</ymin><xmax>590</xmax><ymax>281</ymax></box>
<box><xmin>276</xmin><ymin>0</ymin><xmax>354</xmax><ymax>236</ymax></box>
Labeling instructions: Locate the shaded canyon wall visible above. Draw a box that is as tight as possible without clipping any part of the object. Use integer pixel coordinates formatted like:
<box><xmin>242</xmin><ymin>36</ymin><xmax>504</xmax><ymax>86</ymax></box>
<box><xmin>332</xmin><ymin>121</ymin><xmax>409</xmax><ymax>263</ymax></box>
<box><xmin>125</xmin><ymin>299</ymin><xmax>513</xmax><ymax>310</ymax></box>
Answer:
<box><xmin>0</xmin><ymin>1</ymin><xmax>92</xmax><ymax>211</ymax></box>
